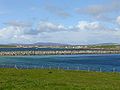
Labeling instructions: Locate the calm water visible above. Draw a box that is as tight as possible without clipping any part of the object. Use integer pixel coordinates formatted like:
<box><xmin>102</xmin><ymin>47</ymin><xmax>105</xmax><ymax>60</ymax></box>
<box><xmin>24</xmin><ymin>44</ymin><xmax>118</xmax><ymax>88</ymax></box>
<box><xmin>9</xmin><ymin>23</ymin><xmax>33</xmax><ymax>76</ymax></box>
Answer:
<box><xmin>0</xmin><ymin>54</ymin><xmax>120</xmax><ymax>72</ymax></box>
<box><xmin>0</xmin><ymin>48</ymin><xmax>86</xmax><ymax>51</ymax></box>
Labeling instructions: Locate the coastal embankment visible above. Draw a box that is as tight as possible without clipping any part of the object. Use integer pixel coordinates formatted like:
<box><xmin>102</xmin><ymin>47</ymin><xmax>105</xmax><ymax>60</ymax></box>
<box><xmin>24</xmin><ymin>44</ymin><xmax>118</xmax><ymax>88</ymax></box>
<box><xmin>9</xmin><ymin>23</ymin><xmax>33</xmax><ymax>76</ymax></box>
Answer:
<box><xmin>0</xmin><ymin>50</ymin><xmax>120</xmax><ymax>56</ymax></box>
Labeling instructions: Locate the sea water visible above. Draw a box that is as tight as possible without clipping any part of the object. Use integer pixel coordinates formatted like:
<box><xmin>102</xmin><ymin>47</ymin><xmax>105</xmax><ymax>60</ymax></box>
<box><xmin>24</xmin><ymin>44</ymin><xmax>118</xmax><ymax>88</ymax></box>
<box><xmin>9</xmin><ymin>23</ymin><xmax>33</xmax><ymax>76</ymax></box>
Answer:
<box><xmin>0</xmin><ymin>54</ymin><xmax>120</xmax><ymax>72</ymax></box>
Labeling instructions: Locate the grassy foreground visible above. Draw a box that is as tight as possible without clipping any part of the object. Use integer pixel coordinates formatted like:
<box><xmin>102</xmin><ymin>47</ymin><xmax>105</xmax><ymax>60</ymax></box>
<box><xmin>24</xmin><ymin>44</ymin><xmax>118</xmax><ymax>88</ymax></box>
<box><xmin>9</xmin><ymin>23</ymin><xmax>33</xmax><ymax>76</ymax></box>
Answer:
<box><xmin>0</xmin><ymin>69</ymin><xmax>120</xmax><ymax>90</ymax></box>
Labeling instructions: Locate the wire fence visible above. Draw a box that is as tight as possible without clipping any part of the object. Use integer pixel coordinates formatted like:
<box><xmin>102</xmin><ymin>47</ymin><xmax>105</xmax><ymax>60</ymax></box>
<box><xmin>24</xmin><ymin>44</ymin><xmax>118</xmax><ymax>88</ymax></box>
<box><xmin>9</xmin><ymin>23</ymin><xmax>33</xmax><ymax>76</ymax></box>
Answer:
<box><xmin>0</xmin><ymin>64</ymin><xmax>119</xmax><ymax>72</ymax></box>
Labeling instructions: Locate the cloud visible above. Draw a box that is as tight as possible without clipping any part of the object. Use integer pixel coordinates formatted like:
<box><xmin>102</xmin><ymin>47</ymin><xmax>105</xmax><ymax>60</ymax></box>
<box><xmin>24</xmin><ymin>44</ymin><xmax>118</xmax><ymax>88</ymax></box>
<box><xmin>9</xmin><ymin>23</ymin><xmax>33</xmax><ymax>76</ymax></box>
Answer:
<box><xmin>0</xmin><ymin>20</ymin><xmax>117</xmax><ymax>38</ymax></box>
<box><xmin>0</xmin><ymin>21</ymin><xmax>70</xmax><ymax>42</ymax></box>
<box><xmin>75</xmin><ymin>1</ymin><xmax>120</xmax><ymax>15</ymax></box>
<box><xmin>0</xmin><ymin>12</ymin><xmax>5</xmax><ymax>15</ymax></box>
<box><xmin>75</xmin><ymin>21</ymin><xmax>105</xmax><ymax>30</ymax></box>
<box><xmin>4</xmin><ymin>21</ymin><xmax>32</xmax><ymax>27</ymax></box>
<box><xmin>95</xmin><ymin>15</ymin><xmax>114</xmax><ymax>22</ymax></box>
<box><xmin>0</xmin><ymin>26</ymin><xmax>24</xmax><ymax>39</ymax></box>
<box><xmin>45</xmin><ymin>5</ymin><xmax>71</xmax><ymax>18</ymax></box>
<box><xmin>116</xmin><ymin>16</ymin><xmax>120</xmax><ymax>25</ymax></box>
<box><xmin>0</xmin><ymin>26</ymin><xmax>41</xmax><ymax>44</ymax></box>
<box><xmin>0</xmin><ymin>11</ymin><xmax>8</xmax><ymax>15</ymax></box>
<box><xmin>36</xmin><ymin>21</ymin><xmax>68</xmax><ymax>33</ymax></box>
<box><xmin>0</xmin><ymin>19</ymin><xmax>120</xmax><ymax>44</ymax></box>
<box><xmin>3</xmin><ymin>21</ymin><xmax>37</xmax><ymax>35</ymax></box>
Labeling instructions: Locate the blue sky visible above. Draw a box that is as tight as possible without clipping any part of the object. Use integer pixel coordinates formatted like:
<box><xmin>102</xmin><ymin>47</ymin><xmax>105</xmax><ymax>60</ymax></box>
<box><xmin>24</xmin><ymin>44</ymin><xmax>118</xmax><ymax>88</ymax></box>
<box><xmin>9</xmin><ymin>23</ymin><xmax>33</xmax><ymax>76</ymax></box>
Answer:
<box><xmin>0</xmin><ymin>0</ymin><xmax>120</xmax><ymax>44</ymax></box>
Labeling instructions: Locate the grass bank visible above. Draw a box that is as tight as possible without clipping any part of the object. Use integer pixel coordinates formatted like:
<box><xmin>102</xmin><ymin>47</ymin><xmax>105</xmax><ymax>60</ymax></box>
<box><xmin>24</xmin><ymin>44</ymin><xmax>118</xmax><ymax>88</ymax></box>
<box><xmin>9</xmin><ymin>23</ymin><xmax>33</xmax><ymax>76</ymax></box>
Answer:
<box><xmin>0</xmin><ymin>68</ymin><xmax>120</xmax><ymax>90</ymax></box>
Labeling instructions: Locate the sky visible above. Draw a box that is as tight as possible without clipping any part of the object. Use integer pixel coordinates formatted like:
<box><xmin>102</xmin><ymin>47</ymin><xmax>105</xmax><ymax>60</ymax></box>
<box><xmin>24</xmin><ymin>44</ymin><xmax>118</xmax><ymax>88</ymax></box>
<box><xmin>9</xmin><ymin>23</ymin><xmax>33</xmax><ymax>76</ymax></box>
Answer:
<box><xmin>0</xmin><ymin>0</ymin><xmax>120</xmax><ymax>45</ymax></box>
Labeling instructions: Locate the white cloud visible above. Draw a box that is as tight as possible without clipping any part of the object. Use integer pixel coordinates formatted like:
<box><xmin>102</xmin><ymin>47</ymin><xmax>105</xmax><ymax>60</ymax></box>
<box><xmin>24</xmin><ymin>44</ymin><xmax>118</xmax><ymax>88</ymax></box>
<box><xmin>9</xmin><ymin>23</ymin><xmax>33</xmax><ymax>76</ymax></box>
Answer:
<box><xmin>4</xmin><ymin>21</ymin><xmax>32</xmax><ymax>27</ymax></box>
<box><xmin>37</xmin><ymin>21</ymin><xmax>68</xmax><ymax>32</ymax></box>
<box><xmin>76</xmin><ymin>21</ymin><xmax>104</xmax><ymax>30</ymax></box>
<box><xmin>75</xmin><ymin>0</ymin><xmax>120</xmax><ymax>23</ymax></box>
<box><xmin>1</xmin><ymin>21</ymin><xmax>69</xmax><ymax>37</ymax></box>
<box><xmin>116</xmin><ymin>16</ymin><xmax>120</xmax><ymax>25</ymax></box>
<box><xmin>45</xmin><ymin>5</ymin><xmax>71</xmax><ymax>18</ymax></box>
<box><xmin>0</xmin><ymin>21</ymin><xmax>70</xmax><ymax>43</ymax></box>
<box><xmin>0</xmin><ymin>26</ymin><xmax>23</xmax><ymax>39</ymax></box>
<box><xmin>75</xmin><ymin>1</ymin><xmax>120</xmax><ymax>15</ymax></box>
<box><xmin>0</xmin><ymin>20</ymin><xmax>120</xmax><ymax>44</ymax></box>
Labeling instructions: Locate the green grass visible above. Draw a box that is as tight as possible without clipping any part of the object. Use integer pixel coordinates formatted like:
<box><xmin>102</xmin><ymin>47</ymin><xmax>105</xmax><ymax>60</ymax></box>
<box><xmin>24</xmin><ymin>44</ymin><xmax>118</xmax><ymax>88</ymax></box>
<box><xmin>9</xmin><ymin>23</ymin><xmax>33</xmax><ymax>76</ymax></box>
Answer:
<box><xmin>0</xmin><ymin>68</ymin><xmax>120</xmax><ymax>90</ymax></box>
<box><xmin>88</xmin><ymin>45</ymin><xmax>120</xmax><ymax>49</ymax></box>
<box><xmin>0</xmin><ymin>45</ymin><xmax>16</xmax><ymax>48</ymax></box>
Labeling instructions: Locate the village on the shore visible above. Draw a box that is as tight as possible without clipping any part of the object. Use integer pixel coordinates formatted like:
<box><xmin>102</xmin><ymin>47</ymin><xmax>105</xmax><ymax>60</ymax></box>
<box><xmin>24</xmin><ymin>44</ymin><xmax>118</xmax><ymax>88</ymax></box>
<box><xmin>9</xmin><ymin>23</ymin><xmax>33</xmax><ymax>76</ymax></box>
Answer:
<box><xmin>0</xmin><ymin>44</ymin><xmax>120</xmax><ymax>56</ymax></box>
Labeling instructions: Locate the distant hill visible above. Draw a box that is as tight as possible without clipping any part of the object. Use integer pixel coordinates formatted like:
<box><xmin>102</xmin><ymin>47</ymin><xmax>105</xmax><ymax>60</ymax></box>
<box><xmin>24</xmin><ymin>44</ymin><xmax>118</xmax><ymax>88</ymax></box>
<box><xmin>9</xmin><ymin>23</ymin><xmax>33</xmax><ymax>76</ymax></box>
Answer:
<box><xmin>33</xmin><ymin>42</ymin><xmax>70</xmax><ymax>46</ymax></box>
<box><xmin>3</xmin><ymin>42</ymin><xmax>120</xmax><ymax>46</ymax></box>
<box><xmin>9</xmin><ymin>42</ymin><xmax>70</xmax><ymax>46</ymax></box>
<box><xmin>93</xmin><ymin>43</ymin><xmax>120</xmax><ymax>46</ymax></box>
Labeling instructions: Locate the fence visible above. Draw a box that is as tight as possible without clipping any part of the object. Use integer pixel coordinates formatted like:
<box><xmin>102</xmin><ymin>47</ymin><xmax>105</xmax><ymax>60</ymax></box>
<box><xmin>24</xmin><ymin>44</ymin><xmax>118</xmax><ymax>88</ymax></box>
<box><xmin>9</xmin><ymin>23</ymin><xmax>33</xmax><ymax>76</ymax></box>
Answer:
<box><xmin>0</xmin><ymin>64</ymin><xmax>119</xmax><ymax>72</ymax></box>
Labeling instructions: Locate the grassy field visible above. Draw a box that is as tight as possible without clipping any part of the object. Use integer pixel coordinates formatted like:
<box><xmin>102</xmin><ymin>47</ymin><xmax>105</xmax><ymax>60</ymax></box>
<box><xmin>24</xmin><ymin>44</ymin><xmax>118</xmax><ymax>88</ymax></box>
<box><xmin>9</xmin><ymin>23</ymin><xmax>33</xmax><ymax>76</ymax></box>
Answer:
<box><xmin>0</xmin><ymin>45</ymin><xmax>17</xmax><ymax>48</ymax></box>
<box><xmin>0</xmin><ymin>68</ymin><xmax>120</xmax><ymax>90</ymax></box>
<box><xmin>88</xmin><ymin>45</ymin><xmax>120</xmax><ymax>49</ymax></box>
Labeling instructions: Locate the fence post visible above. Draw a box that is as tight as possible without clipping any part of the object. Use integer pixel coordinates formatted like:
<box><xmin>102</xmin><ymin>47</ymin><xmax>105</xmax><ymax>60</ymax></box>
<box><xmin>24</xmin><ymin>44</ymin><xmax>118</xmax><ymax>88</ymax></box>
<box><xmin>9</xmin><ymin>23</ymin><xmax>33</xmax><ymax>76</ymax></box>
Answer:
<box><xmin>77</xmin><ymin>66</ymin><xmax>79</xmax><ymax>71</ymax></box>
<box><xmin>49</xmin><ymin>66</ymin><xmax>51</xmax><ymax>69</ymax></box>
<box><xmin>26</xmin><ymin>66</ymin><xmax>28</xmax><ymax>69</ymax></box>
<box><xmin>34</xmin><ymin>66</ymin><xmax>36</xmax><ymax>69</ymax></box>
<box><xmin>67</xmin><ymin>67</ymin><xmax>69</xmax><ymax>70</ymax></box>
<box><xmin>58</xmin><ymin>66</ymin><xmax>60</xmax><ymax>70</ymax></box>
<box><xmin>88</xmin><ymin>67</ymin><xmax>90</xmax><ymax>72</ymax></box>
<box><xmin>41</xmin><ymin>65</ymin><xmax>44</xmax><ymax>69</ymax></box>
<box><xmin>112</xmin><ymin>68</ymin><xmax>116</xmax><ymax>72</ymax></box>
<box><xmin>14</xmin><ymin>64</ymin><xmax>18</xmax><ymax>69</ymax></box>
<box><xmin>99</xmin><ymin>68</ymin><xmax>102</xmax><ymax>72</ymax></box>
<box><xmin>2</xmin><ymin>64</ymin><xmax>4</xmax><ymax>68</ymax></box>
